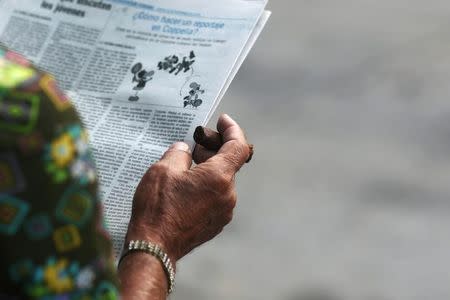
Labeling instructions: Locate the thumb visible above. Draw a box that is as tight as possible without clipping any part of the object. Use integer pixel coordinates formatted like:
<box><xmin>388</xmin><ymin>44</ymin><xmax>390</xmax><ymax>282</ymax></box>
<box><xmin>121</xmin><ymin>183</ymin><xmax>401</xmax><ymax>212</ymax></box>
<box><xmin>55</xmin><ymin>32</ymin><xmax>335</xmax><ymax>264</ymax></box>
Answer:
<box><xmin>159</xmin><ymin>142</ymin><xmax>193</xmax><ymax>172</ymax></box>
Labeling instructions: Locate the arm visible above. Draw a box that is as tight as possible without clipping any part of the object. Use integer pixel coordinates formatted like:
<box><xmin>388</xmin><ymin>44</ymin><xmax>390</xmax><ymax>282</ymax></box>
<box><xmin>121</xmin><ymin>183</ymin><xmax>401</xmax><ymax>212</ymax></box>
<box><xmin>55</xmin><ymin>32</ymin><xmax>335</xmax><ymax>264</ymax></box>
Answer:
<box><xmin>118</xmin><ymin>114</ymin><xmax>251</xmax><ymax>299</ymax></box>
<box><xmin>119</xmin><ymin>253</ymin><xmax>168</xmax><ymax>300</ymax></box>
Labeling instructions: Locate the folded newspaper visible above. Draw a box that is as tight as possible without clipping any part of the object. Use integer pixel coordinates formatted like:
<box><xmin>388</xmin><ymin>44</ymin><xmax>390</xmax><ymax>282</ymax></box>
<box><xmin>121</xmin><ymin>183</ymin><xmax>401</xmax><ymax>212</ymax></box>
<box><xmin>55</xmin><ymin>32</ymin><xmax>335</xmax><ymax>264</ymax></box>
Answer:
<box><xmin>0</xmin><ymin>0</ymin><xmax>270</xmax><ymax>257</ymax></box>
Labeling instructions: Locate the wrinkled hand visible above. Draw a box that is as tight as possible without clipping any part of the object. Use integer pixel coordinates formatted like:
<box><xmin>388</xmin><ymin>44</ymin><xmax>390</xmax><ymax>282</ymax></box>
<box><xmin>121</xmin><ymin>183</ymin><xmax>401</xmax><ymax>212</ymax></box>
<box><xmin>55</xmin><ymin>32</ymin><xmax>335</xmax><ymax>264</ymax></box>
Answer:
<box><xmin>126</xmin><ymin>114</ymin><xmax>251</xmax><ymax>263</ymax></box>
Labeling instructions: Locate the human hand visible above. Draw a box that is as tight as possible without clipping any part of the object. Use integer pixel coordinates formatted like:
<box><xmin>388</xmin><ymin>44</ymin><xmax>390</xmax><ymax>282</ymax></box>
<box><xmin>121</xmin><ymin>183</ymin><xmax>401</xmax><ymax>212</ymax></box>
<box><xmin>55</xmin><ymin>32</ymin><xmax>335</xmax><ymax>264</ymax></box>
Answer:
<box><xmin>125</xmin><ymin>114</ymin><xmax>251</xmax><ymax>263</ymax></box>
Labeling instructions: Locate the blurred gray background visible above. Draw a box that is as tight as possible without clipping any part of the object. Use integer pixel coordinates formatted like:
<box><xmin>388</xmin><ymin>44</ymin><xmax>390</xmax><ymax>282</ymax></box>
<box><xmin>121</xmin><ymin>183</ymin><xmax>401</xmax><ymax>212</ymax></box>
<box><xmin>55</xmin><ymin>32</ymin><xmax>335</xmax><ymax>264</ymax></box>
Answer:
<box><xmin>174</xmin><ymin>1</ymin><xmax>450</xmax><ymax>300</ymax></box>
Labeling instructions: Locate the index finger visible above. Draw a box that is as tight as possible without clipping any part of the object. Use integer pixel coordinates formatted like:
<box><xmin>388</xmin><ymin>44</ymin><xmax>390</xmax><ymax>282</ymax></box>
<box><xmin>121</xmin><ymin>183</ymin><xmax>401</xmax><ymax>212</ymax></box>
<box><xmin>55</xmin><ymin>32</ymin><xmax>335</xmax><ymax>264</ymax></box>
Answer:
<box><xmin>208</xmin><ymin>114</ymin><xmax>250</xmax><ymax>175</ymax></box>
<box><xmin>217</xmin><ymin>114</ymin><xmax>247</xmax><ymax>145</ymax></box>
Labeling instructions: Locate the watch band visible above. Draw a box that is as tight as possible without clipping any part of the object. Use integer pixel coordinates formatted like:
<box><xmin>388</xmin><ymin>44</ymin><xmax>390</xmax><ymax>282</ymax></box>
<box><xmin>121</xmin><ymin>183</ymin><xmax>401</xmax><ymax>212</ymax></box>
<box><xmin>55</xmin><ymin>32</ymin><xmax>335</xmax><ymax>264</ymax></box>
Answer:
<box><xmin>119</xmin><ymin>240</ymin><xmax>175</xmax><ymax>294</ymax></box>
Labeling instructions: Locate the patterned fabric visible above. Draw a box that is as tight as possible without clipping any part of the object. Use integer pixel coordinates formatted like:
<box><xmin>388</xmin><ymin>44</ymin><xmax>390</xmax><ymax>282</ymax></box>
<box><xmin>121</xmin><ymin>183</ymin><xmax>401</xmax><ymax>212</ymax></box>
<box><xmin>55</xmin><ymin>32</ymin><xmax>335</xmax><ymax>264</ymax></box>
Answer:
<box><xmin>0</xmin><ymin>46</ymin><xmax>120</xmax><ymax>299</ymax></box>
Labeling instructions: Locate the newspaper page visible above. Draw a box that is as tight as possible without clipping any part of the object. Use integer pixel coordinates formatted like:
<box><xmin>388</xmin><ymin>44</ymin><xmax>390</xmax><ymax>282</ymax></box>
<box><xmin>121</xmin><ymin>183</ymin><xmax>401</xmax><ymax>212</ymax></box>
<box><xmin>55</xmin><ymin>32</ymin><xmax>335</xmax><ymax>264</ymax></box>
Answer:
<box><xmin>0</xmin><ymin>0</ymin><xmax>269</xmax><ymax>256</ymax></box>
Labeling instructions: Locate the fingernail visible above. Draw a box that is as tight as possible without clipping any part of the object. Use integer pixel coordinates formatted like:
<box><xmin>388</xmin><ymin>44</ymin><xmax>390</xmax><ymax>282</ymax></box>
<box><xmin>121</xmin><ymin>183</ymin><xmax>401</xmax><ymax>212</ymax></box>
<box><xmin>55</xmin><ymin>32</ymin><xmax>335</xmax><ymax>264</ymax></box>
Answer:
<box><xmin>170</xmin><ymin>142</ymin><xmax>190</xmax><ymax>152</ymax></box>
<box><xmin>223</xmin><ymin>113</ymin><xmax>233</xmax><ymax>121</ymax></box>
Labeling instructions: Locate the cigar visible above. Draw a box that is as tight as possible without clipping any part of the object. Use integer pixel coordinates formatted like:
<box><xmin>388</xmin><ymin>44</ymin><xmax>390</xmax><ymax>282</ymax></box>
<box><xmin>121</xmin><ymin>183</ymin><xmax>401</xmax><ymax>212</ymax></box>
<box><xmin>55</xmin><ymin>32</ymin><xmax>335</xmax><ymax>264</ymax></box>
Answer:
<box><xmin>194</xmin><ymin>126</ymin><xmax>254</xmax><ymax>163</ymax></box>
<box><xmin>194</xmin><ymin>126</ymin><xmax>223</xmax><ymax>151</ymax></box>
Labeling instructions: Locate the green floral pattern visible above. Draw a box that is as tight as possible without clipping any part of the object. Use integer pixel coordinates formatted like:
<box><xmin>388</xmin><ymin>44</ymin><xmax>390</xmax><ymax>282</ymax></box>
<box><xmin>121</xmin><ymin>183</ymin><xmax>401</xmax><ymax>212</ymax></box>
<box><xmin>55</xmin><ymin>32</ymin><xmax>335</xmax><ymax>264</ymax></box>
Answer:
<box><xmin>44</xmin><ymin>124</ymin><xmax>97</xmax><ymax>185</ymax></box>
<box><xmin>0</xmin><ymin>47</ymin><xmax>119</xmax><ymax>298</ymax></box>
